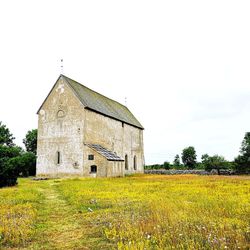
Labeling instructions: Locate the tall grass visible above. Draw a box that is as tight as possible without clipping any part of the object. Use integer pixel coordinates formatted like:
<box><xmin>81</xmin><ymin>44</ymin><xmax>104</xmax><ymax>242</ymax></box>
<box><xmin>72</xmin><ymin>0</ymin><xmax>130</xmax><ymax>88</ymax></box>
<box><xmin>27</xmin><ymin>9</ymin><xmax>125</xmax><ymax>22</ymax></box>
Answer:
<box><xmin>57</xmin><ymin>175</ymin><xmax>250</xmax><ymax>249</ymax></box>
<box><xmin>0</xmin><ymin>175</ymin><xmax>249</xmax><ymax>249</ymax></box>
<box><xmin>0</xmin><ymin>178</ymin><xmax>43</xmax><ymax>247</ymax></box>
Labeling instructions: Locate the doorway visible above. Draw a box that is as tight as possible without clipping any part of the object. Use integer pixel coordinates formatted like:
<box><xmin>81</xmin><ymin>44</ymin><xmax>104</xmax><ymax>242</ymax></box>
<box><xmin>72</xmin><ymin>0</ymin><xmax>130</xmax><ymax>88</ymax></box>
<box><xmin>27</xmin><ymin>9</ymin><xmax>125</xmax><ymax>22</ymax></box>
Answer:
<box><xmin>90</xmin><ymin>165</ymin><xmax>97</xmax><ymax>173</ymax></box>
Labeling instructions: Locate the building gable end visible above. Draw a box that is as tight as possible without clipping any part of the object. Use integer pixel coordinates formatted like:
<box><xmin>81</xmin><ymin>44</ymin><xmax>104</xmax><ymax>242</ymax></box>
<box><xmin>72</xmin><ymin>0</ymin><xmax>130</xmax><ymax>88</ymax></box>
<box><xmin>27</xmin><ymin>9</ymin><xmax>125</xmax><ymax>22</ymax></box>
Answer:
<box><xmin>37</xmin><ymin>75</ymin><xmax>85</xmax><ymax>114</ymax></box>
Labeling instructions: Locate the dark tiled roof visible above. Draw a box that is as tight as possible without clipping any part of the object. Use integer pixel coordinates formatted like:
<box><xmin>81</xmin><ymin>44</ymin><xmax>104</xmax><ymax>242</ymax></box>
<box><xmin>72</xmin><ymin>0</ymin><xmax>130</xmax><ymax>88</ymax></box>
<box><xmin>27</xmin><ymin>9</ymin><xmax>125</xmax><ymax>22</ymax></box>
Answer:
<box><xmin>85</xmin><ymin>144</ymin><xmax>124</xmax><ymax>161</ymax></box>
<box><xmin>62</xmin><ymin>75</ymin><xmax>143</xmax><ymax>129</ymax></box>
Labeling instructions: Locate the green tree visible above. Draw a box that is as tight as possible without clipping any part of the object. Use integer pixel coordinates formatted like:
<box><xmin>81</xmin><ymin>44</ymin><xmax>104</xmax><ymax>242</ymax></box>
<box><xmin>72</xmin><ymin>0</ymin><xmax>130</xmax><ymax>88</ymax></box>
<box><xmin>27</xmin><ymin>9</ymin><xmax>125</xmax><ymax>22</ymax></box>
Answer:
<box><xmin>163</xmin><ymin>161</ymin><xmax>171</xmax><ymax>170</ymax></box>
<box><xmin>9</xmin><ymin>152</ymin><xmax>36</xmax><ymax>177</ymax></box>
<box><xmin>234</xmin><ymin>132</ymin><xmax>250</xmax><ymax>173</ymax></box>
<box><xmin>23</xmin><ymin>129</ymin><xmax>37</xmax><ymax>154</ymax></box>
<box><xmin>201</xmin><ymin>154</ymin><xmax>227</xmax><ymax>174</ymax></box>
<box><xmin>0</xmin><ymin>145</ymin><xmax>22</xmax><ymax>187</ymax></box>
<box><xmin>240</xmin><ymin>132</ymin><xmax>250</xmax><ymax>156</ymax></box>
<box><xmin>0</xmin><ymin>123</ymin><xmax>37</xmax><ymax>187</ymax></box>
<box><xmin>181</xmin><ymin>146</ymin><xmax>197</xmax><ymax>169</ymax></box>
<box><xmin>0</xmin><ymin>121</ymin><xmax>15</xmax><ymax>146</ymax></box>
<box><xmin>173</xmin><ymin>154</ymin><xmax>181</xmax><ymax>167</ymax></box>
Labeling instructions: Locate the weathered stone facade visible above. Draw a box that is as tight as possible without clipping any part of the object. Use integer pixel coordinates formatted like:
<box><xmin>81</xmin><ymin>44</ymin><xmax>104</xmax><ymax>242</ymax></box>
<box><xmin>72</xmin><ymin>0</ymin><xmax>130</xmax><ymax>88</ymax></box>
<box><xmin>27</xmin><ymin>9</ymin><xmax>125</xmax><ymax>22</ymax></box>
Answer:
<box><xmin>36</xmin><ymin>75</ymin><xmax>144</xmax><ymax>177</ymax></box>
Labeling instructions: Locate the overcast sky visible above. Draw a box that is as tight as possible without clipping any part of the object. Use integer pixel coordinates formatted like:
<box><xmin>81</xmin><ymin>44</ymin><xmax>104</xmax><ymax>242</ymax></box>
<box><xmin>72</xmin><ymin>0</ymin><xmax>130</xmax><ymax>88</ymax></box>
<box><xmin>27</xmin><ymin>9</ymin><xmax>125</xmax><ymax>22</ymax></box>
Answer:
<box><xmin>0</xmin><ymin>0</ymin><xmax>250</xmax><ymax>164</ymax></box>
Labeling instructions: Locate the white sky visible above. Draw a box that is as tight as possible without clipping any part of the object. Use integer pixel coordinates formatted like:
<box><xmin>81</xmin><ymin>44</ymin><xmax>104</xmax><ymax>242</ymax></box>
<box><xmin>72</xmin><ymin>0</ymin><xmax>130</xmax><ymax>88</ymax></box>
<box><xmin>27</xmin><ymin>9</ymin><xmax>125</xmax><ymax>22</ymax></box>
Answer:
<box><xmin>0</xmin><ymin>0</ymin><xmax>250</xmax><ymax>164</ymax></box>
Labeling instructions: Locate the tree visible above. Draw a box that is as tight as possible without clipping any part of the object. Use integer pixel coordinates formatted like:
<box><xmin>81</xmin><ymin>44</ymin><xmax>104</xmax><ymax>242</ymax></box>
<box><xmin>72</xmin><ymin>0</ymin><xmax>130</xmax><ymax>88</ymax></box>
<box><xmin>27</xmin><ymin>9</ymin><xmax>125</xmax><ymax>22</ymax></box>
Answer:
<box><xmin>234</xmin><ymin>132</ymin><xmax>250</xmax><ymax>173</ymax></box>
<box><xmin>0</xmin><ymin>145</ymin><xmax>22</xmax><ymax>187</ymax></box>
<box><xmin>0</xmin><ymin>123</ymin><xmax>38</xmax><ymax>187</ymax></box>
<box><xmin>173</xmin><ymin>154</ymin><xmax>181</xmax><ymax>167</ymax></box>
<box><xmin>9</xmin><ymin>152</ymin><xmax>36</xmax><ymax>177</ymax></box>
<box><xmin>201</xmin><ymin>154</ymin><xmax>227</xmax><ymax>174</ymax></box>
<box><xmin>240</xmin><ymin>132</ymin><xmax>250</xmax><ymax>156</ymax></box>
<box><xmin>201</xmin><ymin>154</ymin><xmax>209</xmax><ymax>162</ymax></box>
<box><xmin>163</xmin><ymin>161</ymin><xmax>171</xmax><ymax>170</ymax></box>
<box><xmin>23</xmin><ymin>129</ymin><xmax>37</xmax><ymax>154</ymax></box>
<box><xmin>181</xmin><ymin>146</ymin><xmax>197</xmax><ymax>169</ymax></box>
<box><xmin>0</xmin><ymin>121</ymin><xmax>15</xmax><ymax>146</ymax></box>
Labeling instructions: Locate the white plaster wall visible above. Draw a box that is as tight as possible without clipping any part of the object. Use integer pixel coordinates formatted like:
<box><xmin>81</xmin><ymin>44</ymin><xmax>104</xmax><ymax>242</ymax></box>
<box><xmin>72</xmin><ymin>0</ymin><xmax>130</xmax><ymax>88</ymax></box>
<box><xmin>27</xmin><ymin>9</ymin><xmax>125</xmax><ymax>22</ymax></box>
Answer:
<box><xmin>84</xmin><ymin>109</ymin><xmax>144</xmax><ymax>174</ymax></box>
<box><xmin>36</xmin><ymin>76</ymin><xmax>85</xmax><ymax>177</ymax></box>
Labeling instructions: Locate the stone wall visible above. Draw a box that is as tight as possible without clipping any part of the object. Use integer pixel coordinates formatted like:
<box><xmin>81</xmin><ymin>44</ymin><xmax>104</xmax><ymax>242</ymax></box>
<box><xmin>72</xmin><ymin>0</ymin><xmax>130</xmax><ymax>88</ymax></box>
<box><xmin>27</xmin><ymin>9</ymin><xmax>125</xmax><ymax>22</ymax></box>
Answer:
<box><xmin>37</xmin><ymin>76</ymin><xmax>85</xmax><ymax>177</ymax></box>
<box><xmin>84</xmin><ymin>109</ymin><xmax>144</xmax><ymax>174</ymax></box>
<box><xmin>144</xmin><ymin>169</ymin><xmax>236</xmax><ymax>175</ymax></box>
<box><xmin>83</xmin><ymin>146</ymin><xmax>108</xmax><ymax>177</ymax></box>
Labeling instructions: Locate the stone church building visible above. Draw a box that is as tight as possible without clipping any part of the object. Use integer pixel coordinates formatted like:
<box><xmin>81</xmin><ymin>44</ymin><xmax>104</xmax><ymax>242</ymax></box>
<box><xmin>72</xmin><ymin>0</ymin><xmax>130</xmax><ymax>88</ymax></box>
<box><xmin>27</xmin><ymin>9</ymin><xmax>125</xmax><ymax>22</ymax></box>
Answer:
<box><xmin>36</xmin><ymin>75</ymin><xmax>144</xmax><ymax>177</ymax></box>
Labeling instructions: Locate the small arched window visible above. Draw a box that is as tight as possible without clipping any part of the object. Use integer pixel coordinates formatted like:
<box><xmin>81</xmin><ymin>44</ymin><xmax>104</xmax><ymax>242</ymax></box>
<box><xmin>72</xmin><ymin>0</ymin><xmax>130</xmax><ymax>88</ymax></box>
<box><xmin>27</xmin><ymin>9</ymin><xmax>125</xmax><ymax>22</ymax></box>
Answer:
<box><xmin>125</xmin><ymin>154</ymin><xmax>128</xmax><ymax>170</ymax></box>
<box><xmin>133</xmin><ymin>155</ymin><xmax>137</xmax><ymax>170</ymax></box>
<box><xmin>57</xmin><ymin>110</ymin><xmax>65</xmax><ymax>118</ymax></box>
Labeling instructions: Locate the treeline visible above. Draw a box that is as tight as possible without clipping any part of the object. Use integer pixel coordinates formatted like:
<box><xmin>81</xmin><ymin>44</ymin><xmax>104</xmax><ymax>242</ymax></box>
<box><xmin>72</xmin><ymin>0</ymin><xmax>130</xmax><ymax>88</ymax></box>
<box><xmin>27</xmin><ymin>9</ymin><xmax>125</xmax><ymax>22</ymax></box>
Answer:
<box><xmin>0</xmin><ymin>121</ymin><xmax>37</xmax><ymax>187</ymax></box>
<box><xmin>145</xmin><ymin>132</ymin><xmax>250</xmax><ymax>174</ymax></box>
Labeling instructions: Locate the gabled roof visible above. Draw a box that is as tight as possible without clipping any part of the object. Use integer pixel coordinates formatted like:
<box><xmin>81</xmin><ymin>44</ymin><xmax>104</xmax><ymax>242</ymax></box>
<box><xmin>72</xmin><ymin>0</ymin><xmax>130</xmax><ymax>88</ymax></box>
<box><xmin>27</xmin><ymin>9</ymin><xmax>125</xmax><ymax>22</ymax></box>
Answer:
<box><xmin>85</xmin><ymin>144</ymin><xmax>124</xmax><ymax>161</ymax></box>
<box><xmin>38</xmin><ymin>75</ymin><xmax>143</xmax><ymax>129</ymax></box>
<box><xmin>62</xmin><ymin>75</ymin><xmax>143</xmax><ymax>129</ymax></box>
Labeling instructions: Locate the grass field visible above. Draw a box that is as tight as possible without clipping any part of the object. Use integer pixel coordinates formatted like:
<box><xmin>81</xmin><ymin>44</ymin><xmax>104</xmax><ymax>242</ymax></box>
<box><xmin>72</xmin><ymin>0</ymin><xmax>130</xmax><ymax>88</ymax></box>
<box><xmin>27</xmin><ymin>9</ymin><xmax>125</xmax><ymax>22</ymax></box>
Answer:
<box><xmin>0</xmin><ymin>175</ymin><xmax>249</xmax><ymax>249</ymax></box>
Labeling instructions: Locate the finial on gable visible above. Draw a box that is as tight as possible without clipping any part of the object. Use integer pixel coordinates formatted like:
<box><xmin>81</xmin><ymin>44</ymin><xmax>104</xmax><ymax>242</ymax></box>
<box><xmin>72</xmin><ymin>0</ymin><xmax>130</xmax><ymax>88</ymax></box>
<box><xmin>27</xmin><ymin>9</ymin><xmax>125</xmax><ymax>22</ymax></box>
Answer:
<box><xmin>60</xmin><ymin>59</ymin><xmax>64</xmax><ymax>74</ymax></box>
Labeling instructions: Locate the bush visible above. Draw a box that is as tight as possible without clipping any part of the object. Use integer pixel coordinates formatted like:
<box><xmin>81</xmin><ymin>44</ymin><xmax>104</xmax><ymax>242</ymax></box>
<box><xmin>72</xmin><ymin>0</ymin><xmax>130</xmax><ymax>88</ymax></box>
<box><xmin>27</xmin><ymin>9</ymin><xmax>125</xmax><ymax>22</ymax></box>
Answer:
<box><xmin>0</xmin><ymin>145</ymin><xmax>22</xmax><ymax>187</ymax></box>
<box><xmin>0</xmin><ymin>160</ymin><xmax>19</xmax><ymax>187</ymax></box>
<box><xmin>18</xmin><ymin>152</ymin><xmax>36</xmax><ymax>176</ymax></box>
<box><xmin>0</xmin><ymin>145</ymin><xmax>36</xmax><ymax>187</ymax></box>
<box><xmin>172</xmin><ymin>164</ymin><xmax>186</xmax><ymax>170</ymax></box>
<box><xmin>145</xmin><ymin>162</ymin><xmax>172</xmax><ymax>170</ymax></box>
<box><xmin>144</xmin><ymin>164</ymin><xmax>162</xmax><ymax>170</ymax></box>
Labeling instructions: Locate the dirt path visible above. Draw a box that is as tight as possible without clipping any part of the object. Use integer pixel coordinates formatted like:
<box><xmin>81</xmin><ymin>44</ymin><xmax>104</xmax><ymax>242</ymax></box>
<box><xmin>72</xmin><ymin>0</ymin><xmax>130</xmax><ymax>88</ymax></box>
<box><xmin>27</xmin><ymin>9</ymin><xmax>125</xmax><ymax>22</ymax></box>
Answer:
<box><xmin>27</xmin><ymin>182</ymin><xmax>89</xmax><ymax>250</ymax></box>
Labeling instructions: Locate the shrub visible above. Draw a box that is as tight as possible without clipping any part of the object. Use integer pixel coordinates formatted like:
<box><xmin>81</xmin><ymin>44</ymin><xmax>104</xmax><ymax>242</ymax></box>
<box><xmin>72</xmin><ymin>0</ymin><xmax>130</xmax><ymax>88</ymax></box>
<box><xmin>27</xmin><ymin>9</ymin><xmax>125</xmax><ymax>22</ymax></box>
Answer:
<box><xmin>8</xmin><ymin>152</ymin><xmax>36</xmax><ymax>177</ymax></box>
<box><xmin>144</xmin><ymin>164</ymin><xmax>162</xmax><ymax>170</ymax></box>
<box><xmin>0</xmin><ymin>145</ymin><xmax>22</xmax><ymax>187</ymax></box>
<box><xmin>0</xmin><ymin>146</ymin><xmax>36</xmax><ymax>187</ymax></box>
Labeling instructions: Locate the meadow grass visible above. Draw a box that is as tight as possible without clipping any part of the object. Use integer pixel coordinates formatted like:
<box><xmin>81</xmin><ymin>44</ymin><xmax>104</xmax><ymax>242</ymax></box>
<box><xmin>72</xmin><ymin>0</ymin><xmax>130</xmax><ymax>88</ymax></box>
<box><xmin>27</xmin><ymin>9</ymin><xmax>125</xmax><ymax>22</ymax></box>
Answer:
<box><xmin>56</xmin><ymin>175</ymin><xmax>250</xmax><ymax>249</ymax></box>
<box><xmin>0</xmin><ymin>178</ymin><xmax>44</xmax><ymax>247</ymax></box>
<box><xmin>0</xmin><ymin>175</ymin><xmax>249</xmax><ymax>249</ymax></box>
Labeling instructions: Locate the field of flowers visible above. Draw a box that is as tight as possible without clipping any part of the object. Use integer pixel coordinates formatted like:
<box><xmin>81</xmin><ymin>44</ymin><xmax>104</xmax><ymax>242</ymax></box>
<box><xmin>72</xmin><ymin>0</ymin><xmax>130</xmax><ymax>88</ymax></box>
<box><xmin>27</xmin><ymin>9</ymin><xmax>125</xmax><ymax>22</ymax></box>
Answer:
<box><xmin>0</xmin><ymin>175</ymin><xmax>249</xmax><ymax>249</ymax></box>
<box><xmin>0</xmin><ymin>178</ymin><xmax>43</xmax><ymax>247</ymax></box>
<box><xmin>57</xmin><ymin>175</ymin><xmax>250</xmax><ymax>249</ymax></box>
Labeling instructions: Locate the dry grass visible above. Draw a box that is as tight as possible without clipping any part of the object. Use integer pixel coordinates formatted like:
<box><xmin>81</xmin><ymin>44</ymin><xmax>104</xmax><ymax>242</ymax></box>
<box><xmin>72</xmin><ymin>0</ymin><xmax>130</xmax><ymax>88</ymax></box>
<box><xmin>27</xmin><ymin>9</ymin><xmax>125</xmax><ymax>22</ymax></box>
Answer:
<box><xmin>0</xmin><ymin>175</ymin><xmax>249</xmax><ymax>249</ymax></box>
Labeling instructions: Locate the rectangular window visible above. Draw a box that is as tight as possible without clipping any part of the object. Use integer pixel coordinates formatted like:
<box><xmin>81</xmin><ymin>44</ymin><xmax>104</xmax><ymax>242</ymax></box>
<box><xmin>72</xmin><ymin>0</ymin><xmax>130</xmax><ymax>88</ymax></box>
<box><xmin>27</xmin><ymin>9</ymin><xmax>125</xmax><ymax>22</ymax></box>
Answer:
<box><xmin>88</xmin><ymin>155</ymin><xmax>94</xmax><ymax>160</ymax></box>
<box><xmin>57</xmin><ymin>151</ymin><xmax>61</xmax><ymax>164</ymax></box>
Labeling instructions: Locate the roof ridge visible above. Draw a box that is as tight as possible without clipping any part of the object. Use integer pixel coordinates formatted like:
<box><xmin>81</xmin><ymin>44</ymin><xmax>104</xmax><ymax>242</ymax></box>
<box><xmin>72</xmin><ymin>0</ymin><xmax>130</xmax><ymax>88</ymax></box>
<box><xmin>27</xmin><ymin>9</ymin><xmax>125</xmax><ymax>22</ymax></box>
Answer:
<box><xmin>62</xmin><ymin>75</ymin><xmax>89</xmax><ymax>107</ymax></box>
<box><xmin>60</xmin><ymin>74</ymin><xmax>143</xmax><ymax>129</ymax></box>
<box><xmin>61</xmin><ymin>74</ymin><xmax>128</xmax><ymax>109</ymax></box>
